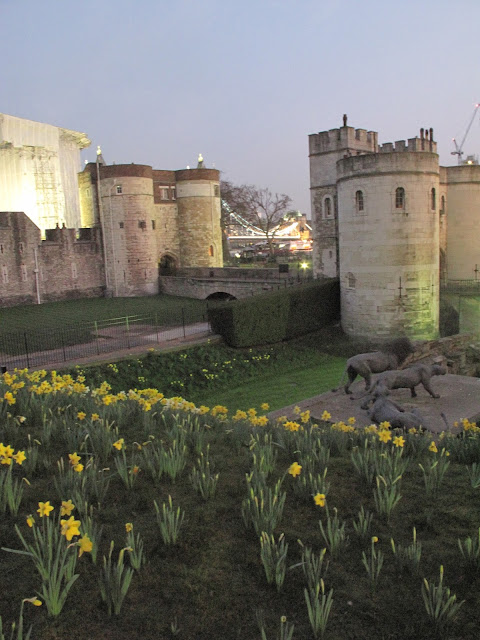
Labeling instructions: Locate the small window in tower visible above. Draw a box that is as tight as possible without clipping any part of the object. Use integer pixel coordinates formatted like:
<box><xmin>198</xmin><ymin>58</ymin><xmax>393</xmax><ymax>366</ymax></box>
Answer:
<box><xmin>152</xmin><ymin>220</ymin><xmax>156</xmax><ymax>230</ymax></box>
<box><xmin>214</xmin><ymin>184</ymin><xmax>220</xmax><ymax>197</ymax></box>
<box><xmin>0</xmin><ymin>244</ymin><xmax>3</xmax><ymax>254</ymax></box>
<box><xmin>21</xmin><ymin>264</ymin><xmax>27</xmax><ymax>282</ymax></box>
<box><xmin>119</xmin><ymin>221</ymin><xmax>124</xmax><ymax>229</ymax></box>
<box><xmin>355</xmin><ymin>190</ymin><xmax>364</xmax><ymax>213</ymax></box>
<box><xmin>347</xmin><ymin>272</ymin><xmax>356</xmax><ymax>289</ymax></box>
<box><xmin>116</xmin><ymin>185</ymin><xmax>123</xmax><ymax>195</ymax></box>
<box><xmin>2</xmin><ymin>266</ymin><xmax>8</xmax><ymax>284</ymax></box>
<box><xmin>431</xmin><ymin>188</ymin><xmax>436</xmax><ymax>211</ymax></box>
<box><xmin>324</xmin><ymin>197</ymin><xmax>333</xmax><ymax>219</ymax></box>
<box><xmin>160</xmin><ymin>187</ymin><xmax>169</xmax><ymax>200</ymax></box>
<box><xmin>72</xmin><ymin>263</ymin><xmax>77</xmax><ymax>280</ymax></box>
<box><xmin>440</xmin><ymin>195</ymin><xmax>446</xmax><ymax>216</ymax></box>
<box><xmin>395</xmin><ymin>187</ymin><xmax>405</xmax><ymax>209</ymax></box>
<box><xmin>86</xmin><ymin>188</ymin><xmax>91</xmax><ymax>198</ymax></box>
<box><xmin>171</xmin><ymin>187</ymin><xmax>176</xmax><ymax>200</ymax></box>
<box><xmin>209</xmin><ymin>245</ymin><xmax>214</xmax><ymax>257</ymax></box>
<box><xmin>138</xmin><ymin>220</ymin><xmax>147</xmax><ymax>230</ymax></box>
<box><xmin>18</xmin><ymin>242</ymin><xmax>24</xmax><ymax>253</ymax></box>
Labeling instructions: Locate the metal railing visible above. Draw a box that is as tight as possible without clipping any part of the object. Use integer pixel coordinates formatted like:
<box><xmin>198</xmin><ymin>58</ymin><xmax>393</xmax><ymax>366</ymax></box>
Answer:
<box><xmin>0</xmin><ymin>308</ymin><xmax>211</xmax><ymax>371</ymax></box>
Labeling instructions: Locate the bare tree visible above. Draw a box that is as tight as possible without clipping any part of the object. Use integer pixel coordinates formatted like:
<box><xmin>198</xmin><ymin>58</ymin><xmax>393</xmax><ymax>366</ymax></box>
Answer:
<box><xmin>221</xmin><ymin>181</ymin><xmax>292</xmax><ymax>256</ymax></box>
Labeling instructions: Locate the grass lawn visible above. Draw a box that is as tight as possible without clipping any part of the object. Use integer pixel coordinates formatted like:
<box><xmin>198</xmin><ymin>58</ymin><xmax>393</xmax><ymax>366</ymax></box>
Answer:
<box><xmin>0</xmin><ymin>295</ymin><xmax>209</xmax><ymax>334</ymax></box>
<box><xmin>1</xmin><ymin>368</ymin><xmax>480</xmax><ymax>639</ymax></box>
<box><xmin>188</xmin><ymin>356</ymin><xmax>345</xmax><ymax>412</ymax></box>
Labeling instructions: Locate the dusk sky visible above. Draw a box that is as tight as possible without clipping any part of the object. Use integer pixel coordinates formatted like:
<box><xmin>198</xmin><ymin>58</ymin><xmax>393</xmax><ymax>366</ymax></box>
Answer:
<box><xmin>1</xmin><ymin>0</ymin><xmax>479</xmax><ymax>215</ymax></box>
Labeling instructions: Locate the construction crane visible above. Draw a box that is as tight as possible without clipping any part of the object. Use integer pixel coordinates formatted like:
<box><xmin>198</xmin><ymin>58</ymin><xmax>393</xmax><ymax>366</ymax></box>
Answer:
<box><xmin>451</xmin><ymin>103</ymin><xmax>480</xmax><ymax>164</ymax></box>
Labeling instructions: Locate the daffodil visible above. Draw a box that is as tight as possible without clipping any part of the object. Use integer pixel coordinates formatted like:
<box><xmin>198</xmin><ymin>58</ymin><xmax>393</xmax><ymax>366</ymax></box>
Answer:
<box><xmin>288</xmin><ymin>462</ymin><xmax>302</xmax><ymax>477</ymax></box>
<box><xmin>91</xmin><ymin>413</ymin><xmax>100</xmax><ymax>421</ymax></box>
<box><xmin>37</xmin><ymin>501</ymin><xmax>54</xmax><ymax>518</ymax></box>
<box><xmin>77</xmin><ymin>534</ymin><xmax>93</xmax><ymax>557</ymax></box>
<box><xmin>125</xmin><ymin>523</ymin><xmax>133</xmax><ymax>533</ymax></box>
<box><xmin>314</xmin><ymin>493</ymin><xmax>326</xmax><ymax>507</ymax></box>
<box><xmin>26</xmin><ymin>515</ymin><xmax>35</xmax><ymax>527</ymax></box>
<box><xmin>60</xmin><ymin>500</ymin><xmax>75</xmax><ymax>516</ymax></box>
<box><xmin>378</xmin><ymin>430</ymin><xmax>392</xmax><ymax>443</ymax></box>
<box><xmin>23</xmin><ymin>597</ymin><xmax>42</xmax><ymax>607</ymax></box>
<box><xmin>68</xmin><ymin>452</ymin><xmax>81</xmax><ymax>466</ymax></box>
<box><xmin>73</xmin><ymin>463</ymin><xmax>84</xmax><ymax>473</ymax></box>
<box><xmin>260</xmin><ymin>403</ymin><xmax>270</xmax><ymax>411</ymax></box>
<box><xmin>13</xmin><ymin>450</ymin><xmax>26</xmax><ymax>465</ymax></box>
<box><xmin>77</xmin><ymin>411</ymin><xmax>86</xmax><ymax>420</ymax></box>
<box><xmin>113</xmin><ymin>438</ymin><xmax>125</xmax><ymax>451</ymax></box>
<box><xmin>429</xmin><ymin>441</ymin><xmax>438</xmax><ymax>453</ymax></box>
<box><xmin>321</xmin><ymin>410</ymin><xmax>331</xmax><ymax>421</ymax></box>
<box><xmin>60</xmin><ymin>516</ymin><xmax>81</xmax><ymax>541</ymax></box>
<box><xmin>372</xmin><ymin>536</ymin><xmax>379</xmax><ymax>543</ymax></box>
<box><xmin>393</xmin><ymin>436</ymin><xmax>405</xmax><ymax>448</ymax></box>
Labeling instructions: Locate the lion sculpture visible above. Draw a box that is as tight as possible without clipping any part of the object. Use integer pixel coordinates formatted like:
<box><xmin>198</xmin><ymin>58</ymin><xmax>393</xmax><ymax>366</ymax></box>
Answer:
<box><xmin>367</xmin><ymin>393</ymin><xmax>424</xmax><ymax>430</ymax></box>
<box><xmin>336</xmin><ymin>337</ymin><xmax>415</xmax><ymax>395</ymax></box>
<box><xmin>360</xmin><ymin>362</ymin><xmax>447</xmax><ymax>409</ymax></box>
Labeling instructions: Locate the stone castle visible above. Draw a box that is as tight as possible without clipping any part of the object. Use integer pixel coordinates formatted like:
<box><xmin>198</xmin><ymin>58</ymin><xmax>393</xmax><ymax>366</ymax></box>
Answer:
<box><xmin>0</xmin><ymin>113</ymin><xmax>223</xmax><ymax>306</ymax></box>
<box><xmin>309</xmin><ymin>116</ymin><xmax>480</xmax><ymax>341</ymax></box>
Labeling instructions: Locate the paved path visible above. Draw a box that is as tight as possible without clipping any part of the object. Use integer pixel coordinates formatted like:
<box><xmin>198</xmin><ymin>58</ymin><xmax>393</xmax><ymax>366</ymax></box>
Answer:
<box><xmin>1</xmin><ymin>322</ymin><xmax>219</xmax><ymax>371</ymax></box>
<box><xmin>269</xmin><ymin>374</ymin><xmax>480</xmax><ymax>434</ymax></box>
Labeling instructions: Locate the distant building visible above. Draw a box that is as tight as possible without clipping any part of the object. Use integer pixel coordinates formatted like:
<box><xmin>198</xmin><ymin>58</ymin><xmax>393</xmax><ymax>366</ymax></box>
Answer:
<box><xmin>309</xmin><ymin>116</ymin><xmax>480</xmax><ymax>341</ymax></box>
<box><xmin>0</xmin><ymin>114</ymin><xmax>223</xmax><ymax>306</ymax></box>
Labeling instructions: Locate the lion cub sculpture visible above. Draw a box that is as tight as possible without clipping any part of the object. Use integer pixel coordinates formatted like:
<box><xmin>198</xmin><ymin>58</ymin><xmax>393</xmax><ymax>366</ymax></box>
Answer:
<box><xmin>360</xmin><ymin>363</ymin><xmax>447</xmax><ymax>409</ymax></box>
<box><xmin>366</xmin><ymin>394</ymin><xmax>424</xmax><ymax>430</ymax></box>
<box><xmin>337</xmin><ymin>337</ymin><xmax>415</xmax><ymax>395</ymax></box>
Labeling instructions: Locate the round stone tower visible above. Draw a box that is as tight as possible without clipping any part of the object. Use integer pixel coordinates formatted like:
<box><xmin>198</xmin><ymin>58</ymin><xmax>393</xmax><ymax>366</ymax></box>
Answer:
<box><xmin>174</xmin><ymin>166</ymin><xmax>223</xmax><ymax>268</ymax></box>
<box><xmin>444</xmin><ymin>164</ymin><xmax>480</xmax><ymax>280</ymax></box>
<box><xmin>337</xmin><ymin>135</ymin><xmax>440</xmax><ymax>340</ymax></box>
<box><xmin>99</xmin><ymin>164</ymin><xmax>157</xmax><ymax>296</ymax></box>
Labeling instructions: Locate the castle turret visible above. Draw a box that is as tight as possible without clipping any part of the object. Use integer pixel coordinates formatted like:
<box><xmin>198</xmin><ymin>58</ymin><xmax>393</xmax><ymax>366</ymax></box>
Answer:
<box><xmin>336</xmin><ymin>136</ymin><xmax>440</xmax><ymax>340</ymax></box>
<box><xmin>174</xmin><ymin>164</ymin><xmax>223</xmax><ymax>268</ymax></box>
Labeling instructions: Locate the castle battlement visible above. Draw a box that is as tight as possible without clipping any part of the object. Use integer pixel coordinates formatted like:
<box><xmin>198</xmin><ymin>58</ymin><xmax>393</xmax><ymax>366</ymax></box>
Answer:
<box><xmin>309</xmin><ymin>124</ymin><xmax>378</xmax><ymax>156</ymax></box>
<box><xmin>378</xmin><ymin>129</ymin><xmax>437</xmax><ymax>154</ymax></box>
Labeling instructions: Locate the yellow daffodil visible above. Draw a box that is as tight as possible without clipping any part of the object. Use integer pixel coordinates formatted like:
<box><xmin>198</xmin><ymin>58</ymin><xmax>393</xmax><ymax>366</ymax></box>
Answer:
<box><xmin>60</xmin><ymin>500</ymin><xmax>75</xmax><ymax>516</ymax></box>
<box><xmin>37</xmin><ymin>501</ymin><xmax>54</xmax><ymax>518</ymax></box>
<box><xmin>73</xmin><ymin>463</ymin><xmax>84</xmax><ymax>473</ymax></box>
<box><xmin>372</xmin><ymin>536</ymin><xmax>379</xmax><ymax>543</ymax></box>
<box><xmin>68</xmin><ymin>452</ymin><xmax>81</xmax><ymax>467</ymax></box>
<box><xmin>348</xmin><ymin>417</ymin><xmax>356</xmax><ymax>425</ymax></box>
<box><xmin>260</xmin><ymin>403</ymin><xmax>270</xmax><ymax>411</ymax></box>
<box><xmin>393</xmin><ymin>436</ymin><xmax>405</xmax><ymax>448</ymax></box>
<box><xmin>429</xmin><ymin>441</ymin><xmax>438</xmax><ymax>453</ymax></box>
<box><xmin>23</xmin><ymin>597</ymin><xmax>42</xmax><ymax>607</ymax></box>
<box><xmin>77</xmin><ymin>534</ymin><xmax>93</xmax><ymax>557</ymax></box>
<box><xmin>77</xmin><ymin>411</ymin><xmax>86</xmax><ymax>420</ymax></box>
<box><xmin>379</xmin><ymin>421</ymin><xmax>391</xmax><ymax>430</ymax></box>
<box><xmin>288</xmin><ymin>462</ymin><xmax>302</xmax><ymax>477</ymax></box>
<box><xmin>321</xmin><ymin>410</ymin><xmax>331</xmax><ymax>421</ymax></box>
<box><xmin>91</xmin><ymin>413</ymin><xmax>100</xmax><ymax>421</ymax></box>
<box><xmin>125</xmin><ymin>523</ymin><xmax>133</xmax><ymax>532</ymax></box>
<box><xmin>378</xmin><ymin>430</ymin><xmax>392</xmax><ymax>443</ymax></box>
<box><xmin>113</xmin><ymin>438</ymin><xmax>125</xmax><ymax>451</ymax></box>
<box><xmin>314</xmin><ymin>493</ymin><xmax>326</xmax><ymax>507</ymax></box>
<box><xmin>26</xmin><ymin>515</ymin><xmax>35</xmax><ymax>527</ymax></box>
<box><xmin>60</xmin><ymin>516</ymin><xmax>81</xmax><ymax>541</ymax></box>
<box><xmin>13</xmin><ymin>450</ymin><xmax>26</xmax><ymax>465</ymax></box>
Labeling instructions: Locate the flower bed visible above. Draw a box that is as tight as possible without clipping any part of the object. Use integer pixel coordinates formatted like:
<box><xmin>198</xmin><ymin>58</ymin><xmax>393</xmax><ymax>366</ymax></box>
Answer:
<box><xmin>1</xmin><ymin>369</ymin><xmax>480</xmax><ymax>639</ymax></box>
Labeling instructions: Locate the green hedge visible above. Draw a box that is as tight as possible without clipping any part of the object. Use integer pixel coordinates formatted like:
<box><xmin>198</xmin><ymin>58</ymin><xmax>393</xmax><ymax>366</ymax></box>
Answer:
<box><xmin>208</xmin><ymin>279</ymin><xmax>340</xmax><ymax>347</ymax></box>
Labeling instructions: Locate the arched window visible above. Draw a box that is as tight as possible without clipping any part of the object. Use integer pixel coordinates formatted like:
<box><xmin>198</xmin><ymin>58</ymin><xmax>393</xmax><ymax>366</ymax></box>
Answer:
<box><xmin>395</xmin><ymin>187</ymin><xmax>405</xmax><ymax>209</ymax></box>
<box><xmin>431</xmin><ymin>188</ymin><xmax>436</xmax><ymax>211</ymax></box>
<box><xmin>209</xmin><ymin>245</ymin><xmax>214</xmax><ymax>257</ymax></box>
<box><xmin>324</xmin><ymin>197</ymin><xmax>332</xmax><ymax>219</ymax></box>
<box><xmin>440</xmin><ymin>195</ymin><xmax>446</xmax><ymax>216</ymax></box>
<box><xmin>355</xmin><ymin>190</ymin><xmax>364</xmax><ymax>212</ymax></box>
<box><xmin>347</xmin><ymin>272</ymin><xmax>356</xmax><ymax>289</ymax></box>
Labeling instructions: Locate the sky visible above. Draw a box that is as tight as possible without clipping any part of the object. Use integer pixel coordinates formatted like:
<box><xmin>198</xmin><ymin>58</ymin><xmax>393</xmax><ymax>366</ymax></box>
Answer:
<box><xmin>1</xmin><ymin>0</ymin><xmax>480</xmax><ymax>215</ymax></box>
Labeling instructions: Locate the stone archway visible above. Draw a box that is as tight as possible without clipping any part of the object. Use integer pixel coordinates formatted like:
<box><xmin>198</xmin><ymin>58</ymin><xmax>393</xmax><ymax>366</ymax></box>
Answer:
<box><xmin>159</xmin><ymin>254</ymin><xmax>177</xmax><ymax>276</ymax></box>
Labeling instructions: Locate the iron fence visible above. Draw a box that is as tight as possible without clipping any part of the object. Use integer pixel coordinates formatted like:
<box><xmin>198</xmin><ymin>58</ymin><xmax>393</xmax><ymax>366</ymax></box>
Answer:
<box><xmin>0</xmin><ymin>308</ymin><xmax>211</xmax><ymax>371</ymax></box>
